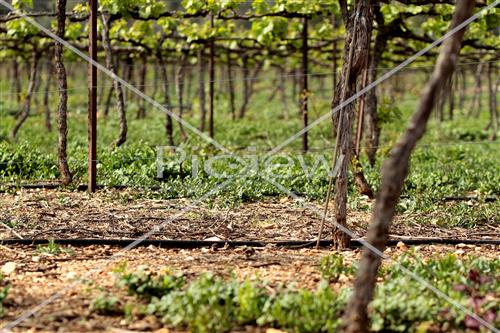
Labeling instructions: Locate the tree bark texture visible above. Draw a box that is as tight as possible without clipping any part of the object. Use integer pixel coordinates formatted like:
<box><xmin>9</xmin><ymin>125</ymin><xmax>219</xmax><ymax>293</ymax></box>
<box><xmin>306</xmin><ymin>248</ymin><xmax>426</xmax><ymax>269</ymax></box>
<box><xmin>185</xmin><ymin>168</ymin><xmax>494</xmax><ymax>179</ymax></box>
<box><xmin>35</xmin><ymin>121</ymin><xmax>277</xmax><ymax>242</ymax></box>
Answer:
<box><xmin>11</xmin><ymin>50</ymin><xmax>39</xmax><ymax>139</ymax></box>
<box><xmin>43</xmin><ymin>58</ymin><xmax>53</xmax><ymax>132</ymax></box>
<box><xmin>101</xmin><ymin>13</ymin><xmax>127</xmax><ymax>147</ymax></box>
<box><xmin>341</xmin><ymin>2</ymin><xmax>474</xmax><ymax>332</ymax></box>
<box><xmin>55</xmin><ymin>0</ymin><xmax>72</xmax><ymax>185</ymax></box>
<box><xmin>332</xmin><ymin>0</ymin><xmax>373</xmax><ymax>249</ymax></box>
<box><xmin>157</xmin><ymin>40</ymin><xmax>174</xmax><ymax>146</ymax></box>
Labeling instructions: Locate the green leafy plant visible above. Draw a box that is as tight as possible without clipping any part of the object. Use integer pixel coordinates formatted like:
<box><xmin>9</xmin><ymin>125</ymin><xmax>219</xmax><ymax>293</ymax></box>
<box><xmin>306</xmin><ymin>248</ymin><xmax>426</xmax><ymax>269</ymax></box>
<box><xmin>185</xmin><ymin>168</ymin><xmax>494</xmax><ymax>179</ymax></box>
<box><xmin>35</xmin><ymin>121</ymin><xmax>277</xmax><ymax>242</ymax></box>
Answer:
<box><xmin>102</xmin><ymin>253</ymin><xmax>499</xmax><ymax>333</ymax></box>
<box><xmin>36</xmin><ymin>239</ymin><xmax>73</xmax><ymax>255</ymax></box>
<box><xmin>90</xmin><ymin>292</ymin><xmax>121</xmax><ymax>315</ymax></box>
<box><xmin>319</xmin><ymin>253</ymin><xmax>355</xmax><ymax>282</ymax></box>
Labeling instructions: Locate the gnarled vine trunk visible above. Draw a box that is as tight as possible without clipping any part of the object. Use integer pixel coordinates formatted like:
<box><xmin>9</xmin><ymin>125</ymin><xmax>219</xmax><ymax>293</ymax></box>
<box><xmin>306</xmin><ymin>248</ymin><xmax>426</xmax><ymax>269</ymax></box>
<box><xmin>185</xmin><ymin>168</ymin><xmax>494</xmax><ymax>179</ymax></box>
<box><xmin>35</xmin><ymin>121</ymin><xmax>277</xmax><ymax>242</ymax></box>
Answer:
<box><xmin>13</xmin><ymin>58</ymin><xmax>22</xmax><ymax>105</ymax></box>
<box><xmin>136</xmin><ymin>57</ymin><xmax>147</xmax><ymax>119</ymax></box>
<box><xmin>198</xmin><ymin>47</ymin><xmax>207</xmax><ymax>131</ymax></box>
<box><xmin>226</xmin><ymin>49</ymin><xmax>236</xmax><ymax>121</ymax></box>
<box><xmin>54</xmin><ymin>0</ymin><xmax>72</xmax><ymax>185</ymax></box>
<box><xmin>157</xmin><ymin>38</ymin><xmax>174</xmax><ymax>146</ymax></box>
<box><xmin>43</xmin><ymin>58</ymin><xmax>53</xmax><ymax>132</ymax></box>
<box><xmin>301</xmin><ymin>17</ymin><xmax>309</xmax><ymax>153</ymax></box>
<box><xmin>11</xmin><ymin>49</ymin><xmax>39</xmax><ymax>139</ymax></box>
<box><xmin>468</xmin><ymin>61</ymin><xmax>484</xmax><ymax>117</ymax></box>
<box><xmin>331</xmin><ymin>0</ymin><xmax>373</xmax><ymax>249</ymax></box>
<box><xmin>176</xmin><ymin>51</ymin><xmax>188</xmax><ymax>141</ymax></box>
<box><xmin>341</xmin><ymin>2</ymin><xmax>474</xmax><ymax>331</ymax></box>
<box><xmin>239</xmin><ymin>56</ymin><xmax>264</xmax><ymax>119</ymax></box>
<box><xmin>364</xmin><ymin>6</ymin><xmax>390</xmax><ymax>166</ymax></box>
<box><xmin>101</xmin><ymin>13</ymin><xmax>127</xmax><ymax>147</ymax></box>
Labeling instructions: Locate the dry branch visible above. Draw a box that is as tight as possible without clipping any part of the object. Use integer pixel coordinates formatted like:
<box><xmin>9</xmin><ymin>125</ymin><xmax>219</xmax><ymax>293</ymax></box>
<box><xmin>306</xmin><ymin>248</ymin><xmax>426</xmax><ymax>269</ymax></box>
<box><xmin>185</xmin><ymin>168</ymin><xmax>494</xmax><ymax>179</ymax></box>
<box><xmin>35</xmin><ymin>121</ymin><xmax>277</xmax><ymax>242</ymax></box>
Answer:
<box><xmin>341</xmin><ymin>1</ymin><xmax>475</xmax><ymax>332</ymax></box>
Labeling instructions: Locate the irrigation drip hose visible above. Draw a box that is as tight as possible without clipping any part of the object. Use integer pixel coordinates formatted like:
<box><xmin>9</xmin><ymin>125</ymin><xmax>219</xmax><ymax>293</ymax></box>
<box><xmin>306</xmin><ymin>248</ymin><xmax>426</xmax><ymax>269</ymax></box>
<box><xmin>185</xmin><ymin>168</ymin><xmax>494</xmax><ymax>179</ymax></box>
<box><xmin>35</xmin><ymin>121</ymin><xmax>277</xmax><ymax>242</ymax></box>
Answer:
<box><xmin>0</xmin><ymin>183</ymin><xmax>497</xmax><ymax>202</ymax></box>
<box><xmin>1</xmin><ymin>238</ymin><xmax>499</xmax><ymax>249</ymax></box>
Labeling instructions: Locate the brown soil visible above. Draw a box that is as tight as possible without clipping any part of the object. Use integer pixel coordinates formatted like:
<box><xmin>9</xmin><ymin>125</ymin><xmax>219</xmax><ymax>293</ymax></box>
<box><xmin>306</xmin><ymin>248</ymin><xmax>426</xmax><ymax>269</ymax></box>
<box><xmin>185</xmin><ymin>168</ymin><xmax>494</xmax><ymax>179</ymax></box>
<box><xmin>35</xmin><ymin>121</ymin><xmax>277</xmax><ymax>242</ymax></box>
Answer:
<box><xmin>1</xmin><ymin>243</ymin><xmax>498</xmax><ymax>332</ymax></box>
<box><xmin>0</xmin><ymin>189</ymin><xmax>497</xmax><ymax>241</ymax></box>
<box><xmin>0</xmin><ymin>189</ymin><xmax>498</xmax><ymax>332</ymax></box>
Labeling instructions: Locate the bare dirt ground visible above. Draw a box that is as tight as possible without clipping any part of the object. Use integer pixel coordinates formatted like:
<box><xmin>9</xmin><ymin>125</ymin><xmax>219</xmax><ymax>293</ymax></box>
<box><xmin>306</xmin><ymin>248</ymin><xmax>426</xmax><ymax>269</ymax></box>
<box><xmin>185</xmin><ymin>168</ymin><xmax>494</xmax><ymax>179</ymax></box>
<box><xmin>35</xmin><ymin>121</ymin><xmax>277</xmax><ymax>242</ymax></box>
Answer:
<box><xmin>0</xmin><ymin>189</ymin><xmax>499</xmax><ymax>332</ymax></box>
<box><xmin>1</xmin><ymin>243</ymin><xmax>499</xmax><ymax>332</ymax></box>
<box><xmin>0</xmin><ymin>189</ymin><xmax>498</xmax><ymax>241</ymax></box>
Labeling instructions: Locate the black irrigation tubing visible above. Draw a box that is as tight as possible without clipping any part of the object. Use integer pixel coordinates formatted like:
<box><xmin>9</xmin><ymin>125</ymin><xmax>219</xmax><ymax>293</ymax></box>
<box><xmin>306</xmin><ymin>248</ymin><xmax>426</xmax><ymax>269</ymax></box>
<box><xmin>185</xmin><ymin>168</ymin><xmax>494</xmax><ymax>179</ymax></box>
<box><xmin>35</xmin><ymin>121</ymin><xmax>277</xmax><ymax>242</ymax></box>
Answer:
<box><xmin>1</xmin><ymin>238</ymin><xmax>499</xmax><ymax>249</ymax></box>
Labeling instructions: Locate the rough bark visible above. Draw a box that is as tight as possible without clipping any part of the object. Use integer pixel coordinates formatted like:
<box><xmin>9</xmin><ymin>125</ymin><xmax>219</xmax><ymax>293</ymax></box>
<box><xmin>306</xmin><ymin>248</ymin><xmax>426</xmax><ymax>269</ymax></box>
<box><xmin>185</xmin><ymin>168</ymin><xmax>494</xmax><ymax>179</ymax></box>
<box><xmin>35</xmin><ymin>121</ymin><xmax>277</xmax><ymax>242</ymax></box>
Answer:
<box><xmin>101</xmin><ymin>13</ymin><xmax>127</xmax><ymax>147</ymax></box>
<box><xmin>341</xmin><ymin>2</ymin><xmax>474</xmax><ymax>332</ymax></box>
<box><xmin>11</xmin><ymin>50</ymin><xmax>39</xmax><ymax>139</ymax></box>
<box><xmin>198</xmin><ymin>47</ymin><xmax>207</xmax><ymax>131</ymax></box>
<box><xmin>332</xmin><ymin>12</ymin><xmax>338</xmax><ymax>94</ymax></box>
<box><xmin>54</xmin><ymin>0</ymin><xmax>72</xmax><ymax>185</ymax></box>
<box><xmin>43</xmin><ymin>58</ymin><xmax>53</xmax><ymax>132</ymax></box>
<box><xmin>352</xmin><ymin>67</ymin><xmax>374</xmax><ymax>199</ymax></box>
<box><xmin>331</xmin><ymin>0</ymin><xmax>373</xmax><ymax>249</ymax></box>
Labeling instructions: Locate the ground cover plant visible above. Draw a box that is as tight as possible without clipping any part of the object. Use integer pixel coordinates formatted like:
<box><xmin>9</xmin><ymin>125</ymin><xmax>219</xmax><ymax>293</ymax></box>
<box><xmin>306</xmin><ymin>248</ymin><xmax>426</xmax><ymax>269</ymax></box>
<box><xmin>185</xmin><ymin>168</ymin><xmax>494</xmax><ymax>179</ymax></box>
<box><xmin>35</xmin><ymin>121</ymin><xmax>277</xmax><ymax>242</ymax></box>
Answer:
<box><xmin>85</xmin><ymin>253</ymin><xmax>498</xmax><ymax>333</ymax></box>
